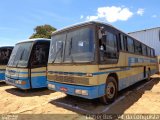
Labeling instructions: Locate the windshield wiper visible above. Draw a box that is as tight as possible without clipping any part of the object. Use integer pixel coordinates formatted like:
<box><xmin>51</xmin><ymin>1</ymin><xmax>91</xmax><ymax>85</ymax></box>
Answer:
<box><xmin>51</xmin><ymin>43</ymin><xmax>63</xmax><ymax>63</ymax></box>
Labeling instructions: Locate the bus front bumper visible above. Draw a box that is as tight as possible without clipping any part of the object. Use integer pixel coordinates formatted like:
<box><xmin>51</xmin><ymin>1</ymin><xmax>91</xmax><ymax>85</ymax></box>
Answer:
<box><xmin>5</xmin><ymin>76</ymin><xmax>31</xmax><ymax>90</ymax></box>
<box><xmin>47</xmin><ymin>81</ymin><xmax>106</xmax><ymax>99</ymax></box>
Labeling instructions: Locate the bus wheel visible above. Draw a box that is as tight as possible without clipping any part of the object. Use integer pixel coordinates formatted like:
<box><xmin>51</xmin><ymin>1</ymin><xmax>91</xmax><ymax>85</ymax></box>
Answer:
<box><xmin>147</xmin><ymin>68</ymin><xmax>151</xmax><ymax>81</ymax></box>
<box><xmin>100</xmin><ymin>76</ymin><xmax>117</xmax><ymax>104</ymax></box>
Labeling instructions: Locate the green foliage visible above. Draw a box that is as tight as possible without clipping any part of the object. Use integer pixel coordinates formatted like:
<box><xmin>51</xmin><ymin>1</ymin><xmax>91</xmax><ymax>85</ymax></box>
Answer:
<box><xmin>29</xmin><ymin>24</ymin><xmax>56</xmax><ymax>39</ymax></box>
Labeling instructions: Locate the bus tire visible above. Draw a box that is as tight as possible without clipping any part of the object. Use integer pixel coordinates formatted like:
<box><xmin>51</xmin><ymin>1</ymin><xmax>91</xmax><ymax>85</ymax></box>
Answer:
<box><xmin>100</xmin><ymin>76</ymin><xmax>118</xmax><ymax>104</ymax></box>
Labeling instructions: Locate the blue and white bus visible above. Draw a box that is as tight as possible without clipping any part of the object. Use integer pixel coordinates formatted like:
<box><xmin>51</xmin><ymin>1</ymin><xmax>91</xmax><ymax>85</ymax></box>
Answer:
<box><xmin>5</xmin><ymin>38</ymin><xmax>50</xmax><ymax>89</ymax></box>
<box><xmin>0</xmin><ymin>46</ymin><xmax>13</xmax><ymax>81</ymax></box>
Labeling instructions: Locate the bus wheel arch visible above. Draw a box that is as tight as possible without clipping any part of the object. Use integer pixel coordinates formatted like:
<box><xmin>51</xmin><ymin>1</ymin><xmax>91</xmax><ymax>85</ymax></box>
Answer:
<box><xmin>108</xmin><ymin>73</ymin><xmax>119</xmax><ymax>88</ymax></box>
<box><xmin>100</xmin><ymin>73</ymin><xmax>118</xmax><ymax>104</ymax></box>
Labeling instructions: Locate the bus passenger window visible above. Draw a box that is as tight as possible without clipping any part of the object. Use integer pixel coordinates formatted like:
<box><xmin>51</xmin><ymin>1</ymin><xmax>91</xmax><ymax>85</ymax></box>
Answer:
<box><xmin>120</xmin><ymin>34</ymin><xmax>125</xmax><ymax>51</ymax></box>
<box><xmin>151</xmin><ymin>49</ymin><xmax>154</xmax><ymax>57</ymax></box>
<box><xmin>99</xmin><ymin>30</ymin><xmax>118</xmax><ymax>64</ymax></box>
<box><xmin>147</xmin><ymin>47</ymin><xmax>151</xmax><ymax>56</ymax></box>
<box><xmin>127</xmin><ymin>37</ymin><xmax>134</xmax><ymax>53</ymax></box>
<box><xmin>142</xmin><ymin>44</ymin><xmax>147</xmax><ymax>56</ymax></box>
<box><xmin>135</xmin><ymin>41</ymin><xmax>142</xmax><ymax>54</ymax></box>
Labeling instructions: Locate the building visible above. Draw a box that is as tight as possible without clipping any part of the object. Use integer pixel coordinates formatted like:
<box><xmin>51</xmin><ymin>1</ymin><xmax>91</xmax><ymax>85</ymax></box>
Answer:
<box><xmin>129</xmin><ymin>27</ymin><xmax>160</xmax><ymax>73</ymax></box>
<box><xmin>128</xmin><ymin>27</ymin><xmax>160</xmax><ymax>55</ymax></box>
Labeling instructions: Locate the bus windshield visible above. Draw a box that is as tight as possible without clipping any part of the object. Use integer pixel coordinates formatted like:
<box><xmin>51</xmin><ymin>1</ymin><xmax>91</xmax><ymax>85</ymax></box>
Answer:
<box><xmin>0</xmin><ymin>48</ymin><xmax>12</xmax><ymax>65</ymax></box>
<box><xmin>8</xmin><ymin>42</ymin><xmax>33</xmax><ymax>67</ymax></box>
<box><xmin>48</xmin><ymin>26</ymin><xmax>95</xmax><ymax>63</ymax></box>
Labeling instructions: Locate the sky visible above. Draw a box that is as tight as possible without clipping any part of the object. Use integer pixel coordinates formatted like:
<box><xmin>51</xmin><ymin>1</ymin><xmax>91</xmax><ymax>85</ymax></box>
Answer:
<box><xmin>0</xmin><ymin>0</ymin><xmax>159</xmax><ymax>46</ymax></box>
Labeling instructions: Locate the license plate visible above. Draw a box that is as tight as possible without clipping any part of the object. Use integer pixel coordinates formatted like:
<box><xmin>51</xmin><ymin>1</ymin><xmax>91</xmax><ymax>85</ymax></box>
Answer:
<box><xmin>60</xmin><ymin>87</ymin><xmax>68</xmax><ymax>92</ymax></box>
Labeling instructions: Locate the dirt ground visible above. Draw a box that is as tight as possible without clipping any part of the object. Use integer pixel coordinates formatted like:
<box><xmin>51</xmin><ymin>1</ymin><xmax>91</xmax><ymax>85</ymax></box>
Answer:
<box><xmin>0</xmin><ymin>76</ymin><xmax>160</xmax><ymax>120</ymax></box>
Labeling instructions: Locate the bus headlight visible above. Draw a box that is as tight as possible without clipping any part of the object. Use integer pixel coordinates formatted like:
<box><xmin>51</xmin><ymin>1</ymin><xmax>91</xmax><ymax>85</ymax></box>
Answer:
<box><xmin>75</xmin><ymin>89</ymin><xmax>82</xmax><ymax>95</ymax></box>
<box><xmin>81</xmin><ymin>90</ymin><xmax>88</xmax><ymax>96</ymax></box>
<box><xmin>75</xmin><ymin>89</ymin><xmax>88</xmax><ymax>96</ymax></box>
<box><xmin>15</xmin><ymin>80</ymin><xmax>26</xmax><ymax>85</ymax></box>
<box><xmin>86</xmin><ymin>73</ymin><xmax>93</xmax><ymax>77</ymax></box>
<box><xmin>18</xmin><ymin>80</ymin><xmax>22</xmax><ymax>84</ymax></box>
<box><xmin>48</xmin><ymin>84</ymin><xmax>55</xmax><ymax>89</ymax></box>
<box><xmin>15</xmin><ymin>81</ymin><xmax>19</xmax><ymax>84</ymax></box>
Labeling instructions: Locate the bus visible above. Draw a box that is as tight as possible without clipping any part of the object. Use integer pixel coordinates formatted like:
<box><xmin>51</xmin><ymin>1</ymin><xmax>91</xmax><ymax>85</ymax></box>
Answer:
<box><xmin>5</xmin><ymin>38</ymin><xmax>50</xmax><ymax>89</ymax></box>
<box><xmin>47</xmin><ymin>21</ymin><xmax>157</xmax><ymax>104</ymax></box>
<box><xmin>0</xmin><ymin>46</ymin><xmax>13</xmax><ymax>81</ymax></box>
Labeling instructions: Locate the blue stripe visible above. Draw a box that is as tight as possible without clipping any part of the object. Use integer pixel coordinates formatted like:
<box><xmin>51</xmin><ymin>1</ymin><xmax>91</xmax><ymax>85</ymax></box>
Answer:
<box><xmin>31</xmin><ymin>71</ymin><xmax>46</xmax><ymax>74</ymax></box>
<box><xmin>6</xmin><ymin>71</ymin><xmax>46</xmax><ymax>74</ymax></box>
<box><xmin>5</xmin><ymin>74</ymin><xmax>28</xmax><ymax>80</ymax></box>
<box><xmin>0</xmin><ymin>73</ymin><xmax>5</xmax><ymax>80</ymax></box>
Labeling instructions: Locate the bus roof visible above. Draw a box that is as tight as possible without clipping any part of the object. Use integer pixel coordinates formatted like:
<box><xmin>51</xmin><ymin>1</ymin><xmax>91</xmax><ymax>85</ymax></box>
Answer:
<box><xmin>51</xmin><ymin>21</ymin><xmax>133</xmax><ymax>38</ymax></box>
<box><xmin>51</xmin><ymin>21</ymin><xmax>113</xmax><ymax>35</ymax></box>
<box><xmin>0</xmin><ymin>46</ymin><xmax>14</xmax><ymax>49</ymax></box>
<box><xmin>51</xmin><ymin>21</ymin><xmax>154</xmax><ymax>50</ymax></box>
<box><xmin>16</xmin><ymin>38</ymin><xmax>51</xmax><ymax>45</ymax></box>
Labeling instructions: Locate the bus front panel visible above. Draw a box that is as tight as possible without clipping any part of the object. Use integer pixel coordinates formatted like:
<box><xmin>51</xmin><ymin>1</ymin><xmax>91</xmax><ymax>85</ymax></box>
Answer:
<box><xmin>5</xmin><ymin>67</ymin><xmax>30</xmax><ymax>89</ymax></box>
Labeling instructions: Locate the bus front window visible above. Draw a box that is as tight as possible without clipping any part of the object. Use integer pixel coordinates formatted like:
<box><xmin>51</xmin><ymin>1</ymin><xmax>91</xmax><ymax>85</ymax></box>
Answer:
<box><xmin>48</xmin><ymin>27</ymin><xmax>95</xmax><ymax>63</ymax></box>
<box><xmin>8</xmin><ymin>42</ymin><xmax>33</xmax><ymax>67</ymax></box>
<box><xmin>0</xmin><ymin>48</ymin><xmax>12</xmax><ymax>65</ymax></box>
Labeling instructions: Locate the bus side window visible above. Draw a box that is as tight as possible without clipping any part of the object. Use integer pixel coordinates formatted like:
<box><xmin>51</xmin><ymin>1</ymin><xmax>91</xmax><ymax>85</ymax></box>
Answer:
<box><xmin>147</xmin><ymin>47</ymin><xmax>151</xmax><ymax>57</ymax></box>
<box><xmin>151</xmin><ymin>49</ymin><xmax>154</xmax><ymax>57</ymax></box>
<box><xmin>99</xmin><ymin>30</ymin><xmax>118</xmax><ymax>64</ymax></box>
<box><xmin>142</xmin><ymin>44</ymin><xmax>147</xmax><ymax>56</ymax></box>
<box><xmin>134</xmin><ymin>41</ymin><xmax>142</xmax><ymax>54</ymax></box>
<box><xmin>153</xmin><ymin>49</ymin><xmax>155</xmax><ymax>56</ymax></box>
<box><xmin>120</xmin><ymin>34</ymin><xmax>125</xmax><ymax>51</ymax></box>
<box><xmin>127</xmin><ymin>37</ymin><xmax>134</xmax><ymax>53</ymax></box>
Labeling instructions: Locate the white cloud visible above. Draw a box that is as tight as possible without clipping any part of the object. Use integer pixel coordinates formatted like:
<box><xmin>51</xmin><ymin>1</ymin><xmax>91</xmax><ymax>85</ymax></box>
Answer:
<box><xmin>137</xmin><ymin>8</ymin><xmax>144</xmax><ymax>16</ymax></box>
<box><xmin>152</xmin><ymin>14</ymin><xmax>158</xmax><ymax>18</ymax></box>
<box><xmin>86</xmin><ymin>6</ymin><xmax>133</xmax><ymax>23</ymax></box>
<box><xmin>86</xmin><ymin>16</ymin><xmax>98</xmax><ymax>21</ymax></box>
<box><xmin>80</xmin><ymin>15</ymin><xmax>84</xmax><ymax>19</ymax></box>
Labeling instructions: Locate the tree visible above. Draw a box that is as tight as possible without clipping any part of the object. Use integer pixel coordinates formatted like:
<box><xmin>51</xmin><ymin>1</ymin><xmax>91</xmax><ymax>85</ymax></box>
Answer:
<box><xmin>29</xmin><ymin>24</ymin><xmax>56</xmax><ymax>39</ymax></box>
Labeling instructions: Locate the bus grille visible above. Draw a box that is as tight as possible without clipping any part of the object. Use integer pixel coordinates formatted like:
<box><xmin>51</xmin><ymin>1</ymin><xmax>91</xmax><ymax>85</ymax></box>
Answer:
<box><xmin>47</xmin><ymin>75</ymin><xmax>89</xmax><ymax>85</ymax></box>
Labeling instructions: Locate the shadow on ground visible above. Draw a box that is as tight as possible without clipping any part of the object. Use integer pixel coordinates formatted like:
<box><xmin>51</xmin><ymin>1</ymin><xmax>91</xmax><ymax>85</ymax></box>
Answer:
<box><xmin>0</xmin><ymin>81</ymin><xmax>8</xmax><ymax>87</ymax></box>
<box><xmin>49</xmin><ymin>78</ymin><xmax>160</xmax><ymax>116</ymax></box>
<box><xmin>5</xmin><ymin>87</ymin><xmax>55</xmax><ymax>97</ymax></box>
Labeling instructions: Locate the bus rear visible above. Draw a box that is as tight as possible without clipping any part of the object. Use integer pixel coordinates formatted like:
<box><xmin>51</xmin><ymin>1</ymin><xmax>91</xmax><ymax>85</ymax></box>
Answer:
<box><xmin>5</xmin><ymin>39</ymin><xmax>50</xmax><ymax>89</ymax></box>
<box><xmin>0</xmin><ymin>46</ymin><xmax>13</xmax><ymax>81</ymax></box>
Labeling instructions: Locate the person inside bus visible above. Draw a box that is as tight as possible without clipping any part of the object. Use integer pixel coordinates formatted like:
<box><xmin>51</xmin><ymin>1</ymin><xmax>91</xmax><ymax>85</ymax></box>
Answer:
<box><xmin>98</xmin><ymin>27</ymin><xmax>107</xmax><ymax>61</ymax></box>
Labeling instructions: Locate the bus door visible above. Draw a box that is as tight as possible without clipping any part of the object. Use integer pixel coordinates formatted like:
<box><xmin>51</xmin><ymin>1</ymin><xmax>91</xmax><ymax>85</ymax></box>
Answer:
<box><xmin>30</xmin><ymin>42</ymin><xmax>50</xmax><ymax>88</ymax></box>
